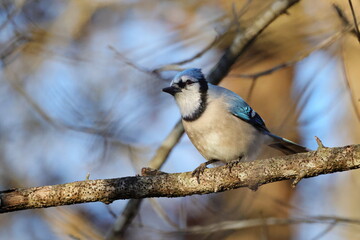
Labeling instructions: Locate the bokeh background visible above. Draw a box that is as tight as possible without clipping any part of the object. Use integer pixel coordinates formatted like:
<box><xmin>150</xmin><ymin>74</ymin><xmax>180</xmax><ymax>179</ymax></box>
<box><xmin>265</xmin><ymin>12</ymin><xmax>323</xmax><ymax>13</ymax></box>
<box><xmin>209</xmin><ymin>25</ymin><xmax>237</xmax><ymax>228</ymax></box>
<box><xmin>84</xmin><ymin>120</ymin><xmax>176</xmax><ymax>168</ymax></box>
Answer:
<box><xmin>1</xmin><ymin>0</ymin><xmax>360</xmax><ymax>239</ymax></box>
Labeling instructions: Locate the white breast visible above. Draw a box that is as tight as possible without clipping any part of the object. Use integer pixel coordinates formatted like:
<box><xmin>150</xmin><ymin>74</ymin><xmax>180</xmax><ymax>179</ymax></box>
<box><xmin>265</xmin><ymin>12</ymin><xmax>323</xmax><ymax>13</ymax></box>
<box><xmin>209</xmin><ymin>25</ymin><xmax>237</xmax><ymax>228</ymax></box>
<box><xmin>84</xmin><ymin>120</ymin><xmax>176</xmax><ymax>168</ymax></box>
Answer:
<box><xmin>182</xmin><ymin>96</ymin><xmax>265</xmax><ymax>163</ymax></box>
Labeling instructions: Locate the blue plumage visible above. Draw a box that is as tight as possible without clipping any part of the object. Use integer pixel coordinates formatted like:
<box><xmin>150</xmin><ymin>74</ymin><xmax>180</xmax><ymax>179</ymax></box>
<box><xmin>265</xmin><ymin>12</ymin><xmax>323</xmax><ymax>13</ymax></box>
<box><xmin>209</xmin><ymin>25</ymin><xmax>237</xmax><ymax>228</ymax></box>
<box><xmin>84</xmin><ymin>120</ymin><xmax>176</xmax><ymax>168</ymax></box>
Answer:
<box><xmin>229</xmin><ymin>97</ymin><xmax>269</xmax><ymax>133</ymax></box>
<box><xmin>173</xmin><ymin>68</ymin><xmax>204</xmax><ymax>82</ymax></box>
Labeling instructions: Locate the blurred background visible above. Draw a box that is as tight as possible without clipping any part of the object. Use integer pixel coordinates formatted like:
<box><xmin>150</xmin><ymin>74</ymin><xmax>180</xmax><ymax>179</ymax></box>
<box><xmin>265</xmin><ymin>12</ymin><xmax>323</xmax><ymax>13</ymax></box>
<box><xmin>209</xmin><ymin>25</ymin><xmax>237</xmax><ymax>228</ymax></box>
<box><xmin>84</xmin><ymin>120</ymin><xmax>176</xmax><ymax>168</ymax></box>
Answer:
<box><xmin>0</xmin><ymin>0</ymin><xmax>360</xmax><ymax>239</ymax></box>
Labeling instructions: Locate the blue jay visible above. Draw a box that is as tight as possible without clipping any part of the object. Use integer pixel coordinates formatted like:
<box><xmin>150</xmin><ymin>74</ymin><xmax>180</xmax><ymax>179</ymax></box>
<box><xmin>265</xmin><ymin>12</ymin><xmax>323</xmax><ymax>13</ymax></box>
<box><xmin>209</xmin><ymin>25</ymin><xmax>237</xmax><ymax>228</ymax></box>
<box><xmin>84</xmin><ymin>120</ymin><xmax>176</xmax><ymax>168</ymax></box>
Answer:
<box><xmin>162</xmin><ymin>68</ymin><xmax>308</xmax><ymax>182</ymax></box>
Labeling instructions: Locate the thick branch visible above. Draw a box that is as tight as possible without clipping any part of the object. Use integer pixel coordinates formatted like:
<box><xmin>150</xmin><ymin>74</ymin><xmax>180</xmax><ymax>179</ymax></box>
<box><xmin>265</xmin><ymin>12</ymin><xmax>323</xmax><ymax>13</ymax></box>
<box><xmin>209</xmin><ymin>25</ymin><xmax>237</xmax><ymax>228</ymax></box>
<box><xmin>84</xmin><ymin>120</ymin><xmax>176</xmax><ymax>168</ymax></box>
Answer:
<box><xmin>1</xmin><ymin>144</ymin><xmax>359</xmax><ymax>214</ymax></box>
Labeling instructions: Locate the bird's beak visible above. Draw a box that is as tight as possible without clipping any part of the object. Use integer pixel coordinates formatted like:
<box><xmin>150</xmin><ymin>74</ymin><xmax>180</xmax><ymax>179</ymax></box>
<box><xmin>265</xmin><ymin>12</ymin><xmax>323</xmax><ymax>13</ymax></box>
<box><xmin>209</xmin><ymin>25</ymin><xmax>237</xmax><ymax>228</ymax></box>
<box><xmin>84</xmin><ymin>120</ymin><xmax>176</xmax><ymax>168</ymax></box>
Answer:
<box><xmin>162</xmin><ymin>86</ymin><xmax>181</xmax><ymax>96</ymax></box>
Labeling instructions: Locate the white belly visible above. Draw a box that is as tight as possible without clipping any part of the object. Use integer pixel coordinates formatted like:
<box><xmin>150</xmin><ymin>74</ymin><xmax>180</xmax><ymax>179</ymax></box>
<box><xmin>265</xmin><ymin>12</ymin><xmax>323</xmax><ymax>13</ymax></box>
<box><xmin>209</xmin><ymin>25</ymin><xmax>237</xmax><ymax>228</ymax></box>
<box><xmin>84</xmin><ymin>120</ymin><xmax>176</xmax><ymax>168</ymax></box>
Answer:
<box><xmin>182</xmin><ymin>100</ymin><xmax>264</xmax><ymax>162</ymax></box>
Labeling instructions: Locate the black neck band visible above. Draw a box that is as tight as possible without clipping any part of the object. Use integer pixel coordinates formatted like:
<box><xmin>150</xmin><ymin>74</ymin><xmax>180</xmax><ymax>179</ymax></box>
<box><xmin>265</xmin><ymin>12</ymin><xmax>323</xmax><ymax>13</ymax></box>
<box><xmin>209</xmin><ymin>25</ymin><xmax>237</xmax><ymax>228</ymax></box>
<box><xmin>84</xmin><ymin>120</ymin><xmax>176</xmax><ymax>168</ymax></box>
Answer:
<box><xmin>182</xmin><ymin>81</ymin><xmax>208</xmax><ymax>122</ymax></box>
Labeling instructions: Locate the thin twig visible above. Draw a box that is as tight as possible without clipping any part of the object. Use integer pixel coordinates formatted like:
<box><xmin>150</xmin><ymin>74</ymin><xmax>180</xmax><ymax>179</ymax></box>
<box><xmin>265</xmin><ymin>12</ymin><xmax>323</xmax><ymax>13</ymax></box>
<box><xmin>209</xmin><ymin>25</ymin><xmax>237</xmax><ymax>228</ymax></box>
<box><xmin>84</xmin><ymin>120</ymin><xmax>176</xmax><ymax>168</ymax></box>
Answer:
<box><xmin>165</xmin><ymin>216</ymin><xmax>360</xmax><ymax>235</ymax></box>
<box><xmin>104</xmin><ymin>199</ymin><xmax>142</xmax><ymax>239</ymax></box>
<box><xmin>233</xmin><ymin>27</ymin><xmax>351</xmax><ymax>79</ymax></box>
<box><xmin>5</xmin><ymin>74</ymin><xmax>62</xmax><ymax>128</ymax></box>
<box><xmin>333</xmin><ymin>4</ymin><xmax>350</xmax><ymax>25</ymax></box>
<box><xmin>232</xmin><ymin>3</ymin><xmax>242</xmax><ymax>33</ymax></box>
<box><xmin>154</xmin><ymin>0</ymin><xmax>253</xmax><ymax>73</ymax></box>
<box><xmin>148</xmin><ymin>198</ymin><xmax>180</xmax><ymax>229</ymax></box>
<box><xmin>154</xmin><ymin>34</ymin><xmax>227</xmax><ymax>72</ymax></box>
<box><xmin>109</xmin><ymin>45</ymin><xmax>166</xmax><ymax>82</ymax></box>
<box><xmin>329</xmin><ymin>6</ymin><xmax>360</xmax><ymax>122</ymax></box>
<box><xmin>236</xmin><ymin>0</ymin><xmax>253</xmax><ymax>19</ymax></box>
<box><xmin>5</xmin><ymin>71</ymin><xmax>132</xmax><ymax>148</ymax></box>
<box><xmin>234</xmin><ymin>62</ymin><xmax>292</xmax><ymax>79</ymax></box>
<box><xmin>310</xmin><ymin>220</ymin><xmax>338</xmax><ymax>240</ymax></box>
<box><xmin>1</xmin><ymin>34</ymin><xmax>31</xmax><ymax>66</ymax></box>
<box><xmin>106</xmin><ymin>121</ymin><xmax>184</xmax><ymax>239</ymax></box>
<box><xmin>347</xmin><ymin>0</ymin><xmax>360</xmax><ymax>42</ymax></box>
<box><xmin>246</xmin><ymin>77</ymin><xmax>258</xmax><ymax>102</ymax></box>
<box><xmin>123</xmin><ymin>13</ymin><xmax>229</xmax><ymax>63</ymax></box>
<box><xmin>333</xmin><ymin>4</ymin><xmax>360</xmax><ymax>38</ymax></box>
<box><xmin>315</xmin><ymin>136</ymin><xmax>327</xmax><ymax>149</ymax></box>
<box><xmin>339</xmin><ymin>38</ymin><xmax>360</xmax><ymax>122</ymax></box>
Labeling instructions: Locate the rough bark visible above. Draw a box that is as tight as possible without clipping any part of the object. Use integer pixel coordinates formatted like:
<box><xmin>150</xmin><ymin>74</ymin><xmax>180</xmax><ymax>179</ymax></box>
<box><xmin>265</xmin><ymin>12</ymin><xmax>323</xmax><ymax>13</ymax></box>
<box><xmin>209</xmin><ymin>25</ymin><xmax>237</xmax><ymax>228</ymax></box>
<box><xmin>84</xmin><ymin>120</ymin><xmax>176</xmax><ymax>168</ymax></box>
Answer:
<box><xmin>1</xmin><ymin>144</ymin><xmax>359</xmax><ymax>214</ymax></box>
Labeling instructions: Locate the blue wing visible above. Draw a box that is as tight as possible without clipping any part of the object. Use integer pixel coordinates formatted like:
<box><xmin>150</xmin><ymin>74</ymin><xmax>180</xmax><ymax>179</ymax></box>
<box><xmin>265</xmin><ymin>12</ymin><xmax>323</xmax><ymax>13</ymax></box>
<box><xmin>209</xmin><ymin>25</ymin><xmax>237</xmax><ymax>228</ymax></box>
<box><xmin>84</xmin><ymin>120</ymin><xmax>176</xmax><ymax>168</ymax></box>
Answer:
<box><xmin>222</xmin><ymin>88</ymin><xmax>309</xmax><ymax>154</ymax></box>
<box><xmin>228</xmin><ymin>96</ymin><xmax>269</xmax><ymax>133</ymax></box>
<box><xmin>220</xmin><ymin>89</ymin><xmax>309</xmax><ymax>154</ymax></box>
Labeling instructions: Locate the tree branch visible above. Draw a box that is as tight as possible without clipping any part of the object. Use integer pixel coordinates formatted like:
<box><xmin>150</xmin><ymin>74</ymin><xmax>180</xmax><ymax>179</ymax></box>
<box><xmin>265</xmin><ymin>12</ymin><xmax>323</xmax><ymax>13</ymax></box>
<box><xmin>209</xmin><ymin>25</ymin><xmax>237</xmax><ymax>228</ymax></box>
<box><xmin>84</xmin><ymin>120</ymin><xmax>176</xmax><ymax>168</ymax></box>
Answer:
<box><xmin>1</xmin><ymin>144</ymin><xmax>359</xmax><ymax>214</ymax></box>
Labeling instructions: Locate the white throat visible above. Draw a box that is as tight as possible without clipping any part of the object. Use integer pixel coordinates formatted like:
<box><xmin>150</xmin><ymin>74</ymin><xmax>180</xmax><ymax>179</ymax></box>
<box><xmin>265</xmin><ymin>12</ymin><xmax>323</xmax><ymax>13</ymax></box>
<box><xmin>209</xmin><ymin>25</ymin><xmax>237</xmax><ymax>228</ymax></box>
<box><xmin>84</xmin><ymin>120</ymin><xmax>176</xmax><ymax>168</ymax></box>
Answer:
<box><xmin>175</xmin><ymin>91</ymin><xmax>202</xmax><ymax>118</ymax></box>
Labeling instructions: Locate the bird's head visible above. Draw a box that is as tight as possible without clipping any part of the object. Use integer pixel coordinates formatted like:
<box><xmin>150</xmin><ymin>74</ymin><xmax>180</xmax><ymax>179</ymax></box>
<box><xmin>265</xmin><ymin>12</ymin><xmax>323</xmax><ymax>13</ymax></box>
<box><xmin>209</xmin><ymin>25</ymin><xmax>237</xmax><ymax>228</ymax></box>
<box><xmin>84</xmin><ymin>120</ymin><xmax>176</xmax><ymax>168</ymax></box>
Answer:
<box><xmin>162</xmin><ymin>68</ymin><xmax>208</xmax><ymax>96</ymax></box>
<box><xmin>162</xmin><ymin>68</ymin><xmax>208</xmax><ymax>119</ymax></box>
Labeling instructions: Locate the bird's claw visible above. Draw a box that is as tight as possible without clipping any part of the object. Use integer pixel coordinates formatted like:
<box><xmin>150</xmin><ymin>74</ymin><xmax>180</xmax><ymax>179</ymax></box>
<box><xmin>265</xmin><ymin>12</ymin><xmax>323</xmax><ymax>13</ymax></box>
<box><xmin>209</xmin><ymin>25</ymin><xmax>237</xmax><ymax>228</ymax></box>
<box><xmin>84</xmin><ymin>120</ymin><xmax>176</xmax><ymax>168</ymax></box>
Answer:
<box><xmin>192</xmin><ymin>159</ymin><xmax>220</xmax><ymax>183</ymax></box>
<box><xmin>226</xmin><ymin>159</ymin><xmax>242</xmax><ymax>173</ymax></box>
<box><xmin>192</xmin><ymin>163</ymin><xmax>208</xmax><ymax>184</ymax></box>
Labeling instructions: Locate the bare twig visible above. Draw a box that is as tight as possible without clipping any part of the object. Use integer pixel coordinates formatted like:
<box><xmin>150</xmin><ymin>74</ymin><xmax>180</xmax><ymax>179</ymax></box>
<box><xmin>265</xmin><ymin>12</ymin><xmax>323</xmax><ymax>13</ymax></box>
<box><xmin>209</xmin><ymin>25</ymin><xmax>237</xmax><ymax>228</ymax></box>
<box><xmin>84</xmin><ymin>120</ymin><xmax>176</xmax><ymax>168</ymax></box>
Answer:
<box><xmin>333</xmin><ymin>5</ymin><xmax>360</xmax><ymax>123</ymax></box>
<box><xmin>333</xmin><ymin>4</ymin><xmax>360</xmax><ymax>39</ymax></box>
<box><xmin>338</xmin><ymin>34</ymin><xmax>360</xmax><ymax>122</ymax></box>
<box><xmin>0</xmin><ymin>2</ymin><xmax>17</xmax><ymax>31</ymax></box>
<box><xmin>156</xmin><ymin>0</ymin><xmax>254</xmax><ymax>73</ymax></box>
<box><xmin>315</xmin><ymin>136</ymin><xmax>327</xmax><ymax>149</ymax></box>
<box><xmin>232</xmin><ymin>3</ymin><xmax>242</xmax><ymax>33</ymax></box>
<box><xmin>1</xmin><ymin>34</ymin><xmax>31</xmax><ymax>66</ymax></box>
<box><xmin>233</xmin><ymin>62</ymin><xmax>293</xmax><ymax>79</ymax></box>
<box><xmin>109</xmin><ymin>45</ymin><xmax>166</xmax><ymax>82</ymax></box>
<box><xmin>5</xmin><ymin>72</ymin><xmax>132</xmax><ymax>149</ymax></box>
<box><xmin>347</xmin><ymin>0</ymin><xmax>360</xmax><ymax>43</ymax></box>
<box><xmin>1</xmin><ymin>144</ymin><xmax>359</xmax><ymax>214</ymax></box>
<box><xmin>106</xmin><ymin>0</ymin><xmax>301</xmax><ymax>237</ymax></box>
<box><xmin>333</xmin><ymin>5</ymin><xmax>360</xmax><ymax>122</ymax></box>
<box><xmin>105</xmin><ymin>120</ymin><xmax>184</xmax><ymax>239</ymax></box>
<box><xmin>164</xmin><ymin>215</ymin><xmax>360</xmax><ymax>235</ymax></box>
<box><xmin>5</xmin><ymin>75</ymin><xmax>62</xmax><ymax>128</ymax></box>
<box><xmin>333</xmin><ymin>4</ymin><xmax>351</xmax><ymax>25</ymax></box>
<box><xmin>246</xmin><ymin>78</ymin><xmax>258</xmax><ymax>101</ymax></box>
<box><xmin>148</xmin><ymin>198</ymin><xmax>180</xmax><ymax>229</ymax></box>
<box><xmin>233</xmin><ymin>26</ymin><xmax>351</xmax><ymax>80</ymax></box>
<box><xmin>235</xmin><ymin>0</ymin><xmax>253</xmax><ymax>20</ymax></box>
<box><xmin>147</xmin><ymin>120</ymin><xmax>185</xmax><ymax>170</ymax></box>
<box><xmin>153</xmin><ymin>0</ymin><xmax>252</xmax><ymax>73</ymax></box>
<box><xmin>104</xmin><ymin>198</ymin><xmax>142</xmax><ymax>239</ymax></box>
<box><xmin>154</xmin><ymin>34</ymin><xmax>226</xmax><ymax>72</ymax></box>
<box><xmin>311</xmin><ymin>220</ymin><xmax>338</xmax><ymax>240</ymax></box>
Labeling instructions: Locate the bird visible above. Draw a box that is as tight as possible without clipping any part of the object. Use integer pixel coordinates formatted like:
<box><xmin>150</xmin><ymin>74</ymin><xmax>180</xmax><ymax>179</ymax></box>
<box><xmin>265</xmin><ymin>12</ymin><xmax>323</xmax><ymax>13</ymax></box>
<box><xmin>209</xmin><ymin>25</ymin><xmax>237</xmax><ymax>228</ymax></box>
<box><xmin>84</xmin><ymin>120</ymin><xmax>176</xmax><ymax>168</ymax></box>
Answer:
<box><xmin>162</xmin><ymin>68</ymin><xmax>309</xmax><ymax>183</ymax></box>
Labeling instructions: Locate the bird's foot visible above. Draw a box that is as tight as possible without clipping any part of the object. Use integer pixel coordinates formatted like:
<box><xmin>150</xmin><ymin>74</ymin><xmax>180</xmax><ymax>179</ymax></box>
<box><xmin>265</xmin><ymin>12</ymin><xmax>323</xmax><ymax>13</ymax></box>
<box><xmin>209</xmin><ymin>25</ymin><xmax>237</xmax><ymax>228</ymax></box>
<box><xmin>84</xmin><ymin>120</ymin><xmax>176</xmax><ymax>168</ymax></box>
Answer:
<box><xmin>141</xmin><ymin>167</ymin><xmax>168</xmax><ymax>176</ymax></box>
<box><xmin>226</xmin><ymin>157</ymin><xmax>243</xmax><ymax>173</ymax></box>
<box><xmin>192</xmin><ymin>159</ymin><xmax>220</xmax><ymax>184</ymax></box>
<box><xmin>192</xmin><ymin>163</ymin><xmax>208</xmax><ymax>184</ymax></box>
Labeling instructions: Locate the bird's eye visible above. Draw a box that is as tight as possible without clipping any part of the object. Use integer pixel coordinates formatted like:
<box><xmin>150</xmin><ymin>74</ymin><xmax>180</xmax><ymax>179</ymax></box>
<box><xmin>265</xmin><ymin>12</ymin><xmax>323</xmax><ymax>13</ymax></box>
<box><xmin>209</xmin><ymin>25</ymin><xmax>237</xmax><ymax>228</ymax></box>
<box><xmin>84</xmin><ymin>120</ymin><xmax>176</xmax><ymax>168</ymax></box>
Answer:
<box><xmin>186</xmin><ymin>80</ymin><xmax>193</xmax><ymax>85</ymax></box>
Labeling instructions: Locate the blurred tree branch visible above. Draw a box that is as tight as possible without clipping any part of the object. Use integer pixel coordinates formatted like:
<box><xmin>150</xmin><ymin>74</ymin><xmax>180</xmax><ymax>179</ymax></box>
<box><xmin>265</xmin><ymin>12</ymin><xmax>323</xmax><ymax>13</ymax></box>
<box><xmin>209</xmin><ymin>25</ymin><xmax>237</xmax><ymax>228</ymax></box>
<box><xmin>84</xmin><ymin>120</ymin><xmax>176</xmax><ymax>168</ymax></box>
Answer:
<box><xmin>347</xmin><ymin>0</ymin><xmax>360</xmax><ymax>42</ymax></box>
<box><xmin>1</xmin><ymin>144</ymin><xmax>359</xmax><ymax>214</ymax></box>
<box><xmin>232</xmin><ymin>26</ymin><xmax>352</xmax><ymax>80</ymax></box>
<box><xmin>166</xmin><ymin>215</ymin><xmax>360</xmax><ymax>235</ymax></box>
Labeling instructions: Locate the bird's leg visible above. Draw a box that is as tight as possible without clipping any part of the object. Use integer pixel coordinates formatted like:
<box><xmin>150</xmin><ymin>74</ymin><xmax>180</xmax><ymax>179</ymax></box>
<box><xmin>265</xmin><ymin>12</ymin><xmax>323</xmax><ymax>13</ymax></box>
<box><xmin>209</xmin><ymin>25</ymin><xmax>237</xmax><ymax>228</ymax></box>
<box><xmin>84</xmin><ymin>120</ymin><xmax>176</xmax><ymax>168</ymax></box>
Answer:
<box><xmin>192</xmin><ymin>159</ymin><xmax>220</xmax><ymax>184</ymax></box>
<box><xmin>226</xmin><ymin>154</ymin><xmax>244</xmax><ymax>173</ymax></box>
